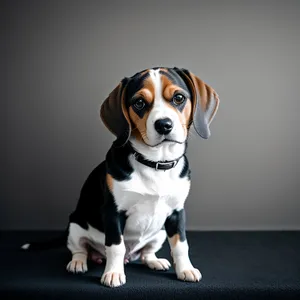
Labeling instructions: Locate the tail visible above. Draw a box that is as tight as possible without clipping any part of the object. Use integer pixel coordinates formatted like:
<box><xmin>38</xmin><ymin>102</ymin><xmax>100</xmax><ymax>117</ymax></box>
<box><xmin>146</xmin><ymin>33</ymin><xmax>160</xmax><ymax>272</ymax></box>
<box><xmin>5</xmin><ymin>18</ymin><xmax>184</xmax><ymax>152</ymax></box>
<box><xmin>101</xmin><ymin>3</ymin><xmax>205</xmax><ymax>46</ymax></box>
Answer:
<box><xmin>21</xmin><ymin>228</ymin><xmax>69</xmax><ymax>251</ymax></box>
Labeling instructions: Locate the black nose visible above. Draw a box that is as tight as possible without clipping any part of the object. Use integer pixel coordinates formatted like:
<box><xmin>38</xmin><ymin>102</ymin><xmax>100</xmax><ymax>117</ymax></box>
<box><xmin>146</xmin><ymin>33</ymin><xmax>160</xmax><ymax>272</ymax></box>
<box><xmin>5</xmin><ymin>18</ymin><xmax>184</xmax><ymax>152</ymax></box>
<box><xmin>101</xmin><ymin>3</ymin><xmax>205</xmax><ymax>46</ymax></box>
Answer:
<box><xmin>154</xmin><ymin>118</ymin><xmax>173</xmax><ymax>135</ymax></box>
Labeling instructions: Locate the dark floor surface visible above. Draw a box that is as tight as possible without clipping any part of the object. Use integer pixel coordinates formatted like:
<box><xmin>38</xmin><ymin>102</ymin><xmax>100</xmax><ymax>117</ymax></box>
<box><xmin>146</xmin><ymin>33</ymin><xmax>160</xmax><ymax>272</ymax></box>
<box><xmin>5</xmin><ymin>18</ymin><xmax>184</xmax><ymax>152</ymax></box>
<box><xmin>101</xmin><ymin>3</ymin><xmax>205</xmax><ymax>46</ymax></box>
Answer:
<box><xmin>0</xmin><ymin>231</ymin><xmax>299</xmax><ymax>300</ymax></box>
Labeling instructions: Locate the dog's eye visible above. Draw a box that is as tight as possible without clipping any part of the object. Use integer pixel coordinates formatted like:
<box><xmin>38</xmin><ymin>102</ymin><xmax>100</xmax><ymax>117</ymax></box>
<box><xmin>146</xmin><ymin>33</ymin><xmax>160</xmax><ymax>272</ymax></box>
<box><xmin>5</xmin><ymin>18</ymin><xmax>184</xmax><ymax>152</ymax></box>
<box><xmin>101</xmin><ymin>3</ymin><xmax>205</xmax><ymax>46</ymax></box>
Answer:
<box><xmin>173</xmin><ymin>93</ymin><xmax>185</xmax><ymax>105</ymax></box>
<box><xmin>133</xmin><ymin>98</ymin><xmax>146</xmax><ymax>110</ymax></box>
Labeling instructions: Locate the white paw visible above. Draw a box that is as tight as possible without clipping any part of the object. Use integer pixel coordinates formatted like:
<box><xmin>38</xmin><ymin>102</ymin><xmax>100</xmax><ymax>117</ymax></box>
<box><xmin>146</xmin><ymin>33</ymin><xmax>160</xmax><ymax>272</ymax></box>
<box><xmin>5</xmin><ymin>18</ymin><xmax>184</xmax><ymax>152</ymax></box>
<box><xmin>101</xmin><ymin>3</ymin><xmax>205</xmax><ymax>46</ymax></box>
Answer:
<box><xmin>177</xmin><ymin>268</ymin><xmax>202</xmax><ymax>282</ymax></box>
<box><xmin>66</xmin><ymin>259</ymin><xmax>88</xmax><ymax>273</ymax></box>
<box><xmin>145</xmin><ymin>258</ymin><xmax>171</xmax><ymax>271</ymax></box>
<box><xmin>100</xmin><ymin>272</ymin><xmax>126</xmax><ymax>287</ymax></box>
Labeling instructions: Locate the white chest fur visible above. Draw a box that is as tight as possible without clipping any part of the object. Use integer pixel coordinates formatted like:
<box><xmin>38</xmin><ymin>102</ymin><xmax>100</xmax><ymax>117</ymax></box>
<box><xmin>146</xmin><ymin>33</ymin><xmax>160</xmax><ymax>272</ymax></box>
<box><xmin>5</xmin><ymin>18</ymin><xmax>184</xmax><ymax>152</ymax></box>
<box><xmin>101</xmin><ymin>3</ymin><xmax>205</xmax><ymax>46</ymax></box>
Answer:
<box><xmin>111</xmin><ymin>154</ymin><xmax>190</xmax><ymax>253</ymax></box>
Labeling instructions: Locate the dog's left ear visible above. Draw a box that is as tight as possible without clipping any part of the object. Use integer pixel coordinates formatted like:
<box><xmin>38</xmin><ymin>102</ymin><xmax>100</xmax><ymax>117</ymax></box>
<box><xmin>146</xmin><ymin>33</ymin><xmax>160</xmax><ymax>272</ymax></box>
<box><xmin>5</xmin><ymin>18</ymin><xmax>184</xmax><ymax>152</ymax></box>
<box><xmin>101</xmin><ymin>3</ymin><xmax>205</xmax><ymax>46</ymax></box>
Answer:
<box><xmin>174</xmin><ymin>68</ymin><xmax>220</xmax><ymax>139</ymax></box>
<box><xmin>100</xmin><ymin>78</ymin><xmax>131</xmax><ymax>147</ymax></box>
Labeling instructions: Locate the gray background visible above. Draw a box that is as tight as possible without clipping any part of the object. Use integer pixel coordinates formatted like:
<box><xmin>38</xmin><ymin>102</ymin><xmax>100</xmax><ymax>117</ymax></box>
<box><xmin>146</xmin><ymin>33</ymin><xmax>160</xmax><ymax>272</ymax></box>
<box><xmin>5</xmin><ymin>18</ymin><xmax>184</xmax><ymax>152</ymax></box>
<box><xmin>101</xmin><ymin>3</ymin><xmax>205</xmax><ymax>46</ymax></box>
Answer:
<box><xmin>1</xmin><ymin>0</ymin><xmax>300</xmax><ymax>230</ymax></box>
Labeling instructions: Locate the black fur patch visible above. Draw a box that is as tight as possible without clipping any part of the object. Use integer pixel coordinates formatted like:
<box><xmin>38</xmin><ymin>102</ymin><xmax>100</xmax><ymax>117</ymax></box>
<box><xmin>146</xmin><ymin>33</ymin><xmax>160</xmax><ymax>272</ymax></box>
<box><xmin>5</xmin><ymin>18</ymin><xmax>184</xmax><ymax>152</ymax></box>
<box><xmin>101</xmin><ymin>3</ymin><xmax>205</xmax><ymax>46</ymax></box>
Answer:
<box><xmin>106</xmin><ymin>142</ymin><xmax>134</xmax><ymax>181</ymax></box>
<box><xmin>68</xmin><ymin>143</ymin><xmax>134</xmax><ymax>238</ymax></box>
<box><xmin>172</xmin><ymin>68</ymin><xmax>194</xmax><ymax>99</ymax></box>
<box><xmin>131</xmin><ymin>99</ymin><xmax>151</xmax><ymax>119</ymax></box>
<box><xmin>179</xmin><ymin>155</ymin><xmax>191</xmax><ymax>180</ymax></box>
<box><xmin>103</xmin><ymin>187</ymin><xmax>127</xmax><ymax>246</ymax></box>
<box><xmin>125</xmin><ymin>72</ymin><xmax>150</xmax><ymax>107</ymax></box>
<box><xmin>69</xmin><ymin>161</ymin><xmax>107</xmax><ymax>231</ymax></box>
<box><xmin>161</xmin><ymin>68</ymin><xmax>191</xmax><ymax>94</ymax></box>
<box><xmin>165</xmin><ymin>209</ymin><xmax>187</xmax><ymax>242</ymax></box>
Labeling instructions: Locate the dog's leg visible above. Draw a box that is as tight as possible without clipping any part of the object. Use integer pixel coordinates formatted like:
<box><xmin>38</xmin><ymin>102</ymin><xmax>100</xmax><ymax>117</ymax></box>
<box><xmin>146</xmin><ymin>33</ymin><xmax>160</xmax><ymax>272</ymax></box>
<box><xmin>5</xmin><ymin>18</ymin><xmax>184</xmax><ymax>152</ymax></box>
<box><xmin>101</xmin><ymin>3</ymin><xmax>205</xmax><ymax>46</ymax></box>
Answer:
<box><xmin>89</xmin><ymin>249</ymin><xmax>104</xmax><ymax>264</ymax></box>
<box><xmin>165</xmin><ymin>209</ymin><xmax>202</xmax><ymax>282</ymax></box>
<box><xmin>66</xmin><ymin>223</ymin><xmax>88</xmax><ymax>273</ymax></box>
<box><xmin>100</xmin><ymin>199</ymin><xmax>126</xmax><ymax>287</ymax></box>
<box><xmin>101</xmin><ymin>239</ymin><xmax>126</xmax><ymax>287</ymax></box>
<box><xmin>141</xmin><ymin>229</ymin><xmax>171</xmax><ymax>271</ymax></box>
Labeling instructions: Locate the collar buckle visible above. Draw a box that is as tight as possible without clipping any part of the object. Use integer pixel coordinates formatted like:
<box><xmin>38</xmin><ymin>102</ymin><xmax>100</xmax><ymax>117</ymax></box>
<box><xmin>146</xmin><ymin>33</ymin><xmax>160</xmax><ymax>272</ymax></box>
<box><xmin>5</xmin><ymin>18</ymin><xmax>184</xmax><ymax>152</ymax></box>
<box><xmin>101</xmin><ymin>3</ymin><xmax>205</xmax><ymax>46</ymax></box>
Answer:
<box><xmin>155</xmin><ymin>160</ymin><xmax>178</xmax><ymax>171</ymax></box>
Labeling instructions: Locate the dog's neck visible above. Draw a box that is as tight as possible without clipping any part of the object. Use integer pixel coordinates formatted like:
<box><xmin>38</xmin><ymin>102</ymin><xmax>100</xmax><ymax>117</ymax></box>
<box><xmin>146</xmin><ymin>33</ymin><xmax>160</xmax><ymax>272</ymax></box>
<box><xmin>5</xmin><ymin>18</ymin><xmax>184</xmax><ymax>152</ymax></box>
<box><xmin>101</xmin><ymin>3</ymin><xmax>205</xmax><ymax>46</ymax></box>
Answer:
<box><xmin>128</xmin><ymin>136</ymin><xmax>186</xmax><ymax>162</ymax></box>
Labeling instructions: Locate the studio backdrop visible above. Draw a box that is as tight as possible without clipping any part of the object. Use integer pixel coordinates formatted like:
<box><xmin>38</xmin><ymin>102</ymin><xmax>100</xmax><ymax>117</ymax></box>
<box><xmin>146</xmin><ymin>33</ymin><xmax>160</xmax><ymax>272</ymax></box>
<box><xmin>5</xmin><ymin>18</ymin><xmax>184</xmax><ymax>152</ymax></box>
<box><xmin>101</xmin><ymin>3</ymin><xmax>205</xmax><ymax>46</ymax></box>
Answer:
<box><xmin>1</xmin><ymin>0</ymin><xmax>300</xmax><ymax>230</ymax></box>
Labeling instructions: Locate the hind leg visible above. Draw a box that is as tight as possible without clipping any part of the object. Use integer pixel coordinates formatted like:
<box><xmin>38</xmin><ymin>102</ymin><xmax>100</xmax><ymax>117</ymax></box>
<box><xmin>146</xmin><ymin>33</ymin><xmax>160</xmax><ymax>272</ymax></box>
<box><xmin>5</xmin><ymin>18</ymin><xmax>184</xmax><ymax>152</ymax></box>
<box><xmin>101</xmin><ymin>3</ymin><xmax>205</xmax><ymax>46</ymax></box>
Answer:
<box><xmin>89</xmin><ymin>249</ymin><xmax>104</xmax><ymax>265</ymax></box>
<box><xmin>66</xmin><ymin>223</ymin><xmax>88</xmax><ymax>273</ymax></box>
<box><xmin>141</xmin><ymin>229</ymin><xmax>171</xmax><ymax>271</ymax></box>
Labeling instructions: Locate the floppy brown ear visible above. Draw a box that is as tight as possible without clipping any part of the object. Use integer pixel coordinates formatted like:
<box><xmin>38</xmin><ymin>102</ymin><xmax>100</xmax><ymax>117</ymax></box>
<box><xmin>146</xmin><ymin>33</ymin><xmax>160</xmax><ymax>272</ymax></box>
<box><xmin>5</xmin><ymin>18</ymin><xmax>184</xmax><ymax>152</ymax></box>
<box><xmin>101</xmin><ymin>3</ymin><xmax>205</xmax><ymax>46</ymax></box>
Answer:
<box><xmin>174</xmin><ymin>68</ymin><xmax>220</xmax><ymax>139</ymax></box>
<box><xmin>100</xmin><ymin>78</ymin><xmax>131</xmax><ymax>147</ymax></box>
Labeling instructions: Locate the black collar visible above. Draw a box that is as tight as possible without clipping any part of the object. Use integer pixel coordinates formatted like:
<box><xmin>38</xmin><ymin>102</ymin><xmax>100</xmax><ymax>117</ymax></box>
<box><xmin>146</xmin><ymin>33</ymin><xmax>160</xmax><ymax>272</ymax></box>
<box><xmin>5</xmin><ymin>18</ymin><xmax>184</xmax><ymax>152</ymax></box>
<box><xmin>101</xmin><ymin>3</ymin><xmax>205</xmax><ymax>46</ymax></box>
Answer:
<box><xmin>133</xmin><ymin>151</ymin><xmax>182</xmax><ymax>171</ymax></box>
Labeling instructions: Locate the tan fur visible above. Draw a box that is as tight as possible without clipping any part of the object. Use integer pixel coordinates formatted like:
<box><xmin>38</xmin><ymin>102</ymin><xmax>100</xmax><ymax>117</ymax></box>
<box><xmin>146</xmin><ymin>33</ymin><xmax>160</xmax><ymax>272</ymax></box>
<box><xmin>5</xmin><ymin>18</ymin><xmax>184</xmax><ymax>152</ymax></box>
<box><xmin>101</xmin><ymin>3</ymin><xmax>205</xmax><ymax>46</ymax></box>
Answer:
<box><xmin>106</xmin><ymin>174</ymin><xmax>113</xmax><ymax>192</ymax></box>
<box><xmin>161</xmin><ymin>75</ymin><xmax>174</xmax><ymax>98</ymax></box>
<box><xmin>163</xmin><ymin>84</ymin><xmax>183</xmax><ymax>100</ymax></box>
<box><xmin>121</xmin><ymin>88</ymin><xmax>131</xmax><ymax>127</ymax></box>
<box><xmin>141</xmin><ymin>77</ymin><xmax>155</xmax><ymax>104</ymax></box>
<box><xmin>181</xmin><ymin>100</ymin><xmax>192</xmax><ymax>129</ymax></box>
<box><xmin>133</xmin><ymin>88</ymin><xmax>154</xmax><ymax>105</ymax></box>
<box><xmin>100</xmin><ymin>82</ymin><xmax>131</xmax><ymax>142</ymax></box>
<box><xmin>100</xmin><ymin>84</ymin><xmax>123</xmax><ymax>135</ymax></box>
<box><xmin>169</xmin><ymin>234</ymin><xmax>180</xmax><ymax>247</ymax></box>
<box><xmin>198</xmin><ymin>78</ymin><xmax>212</xmax><ymax>112</ymax></box>
<box><xmin>192</xmin><ymin>75</ymin><xmax>219</xmax><ymax>122</ymax></box>
<box><xmin>129</xmin><ymin>106</ymin><xmax>150</xmax><ymax>142</ymax></box>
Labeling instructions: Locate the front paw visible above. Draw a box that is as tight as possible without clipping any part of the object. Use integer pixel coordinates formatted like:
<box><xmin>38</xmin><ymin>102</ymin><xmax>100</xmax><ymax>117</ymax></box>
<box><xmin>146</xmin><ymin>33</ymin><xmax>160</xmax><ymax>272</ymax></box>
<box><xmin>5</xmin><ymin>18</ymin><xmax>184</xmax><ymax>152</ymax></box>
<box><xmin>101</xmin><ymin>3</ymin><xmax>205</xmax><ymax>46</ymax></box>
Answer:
<box><xmin>100</xmin><ymin>271</ymin><xmax>126</xmax><ymax>287</ymax></box>
<box><xmin>66</xmin><ymin>259</ymin><xmax>88</xmax><ymax>274</ymax></box>
<box><xmin>177</xmin><ymin>268</ymin><xmax>202</xmax><ymax>282</ymax></box>
<box><xmin>145</xmin><ymin>258</ymin><xmax>171</xmax><ymax>271</ymax></box>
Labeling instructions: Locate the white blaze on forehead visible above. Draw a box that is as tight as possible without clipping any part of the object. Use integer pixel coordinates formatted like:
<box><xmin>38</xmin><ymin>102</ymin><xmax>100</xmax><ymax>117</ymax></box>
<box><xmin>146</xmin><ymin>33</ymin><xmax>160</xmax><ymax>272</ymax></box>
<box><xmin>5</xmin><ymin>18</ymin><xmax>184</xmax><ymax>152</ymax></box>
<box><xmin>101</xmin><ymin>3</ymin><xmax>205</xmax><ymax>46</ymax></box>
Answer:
<box><xmin>149</xmin><ymin>69</ymin><xmax>164</xmax><ymax>108</ymax></box>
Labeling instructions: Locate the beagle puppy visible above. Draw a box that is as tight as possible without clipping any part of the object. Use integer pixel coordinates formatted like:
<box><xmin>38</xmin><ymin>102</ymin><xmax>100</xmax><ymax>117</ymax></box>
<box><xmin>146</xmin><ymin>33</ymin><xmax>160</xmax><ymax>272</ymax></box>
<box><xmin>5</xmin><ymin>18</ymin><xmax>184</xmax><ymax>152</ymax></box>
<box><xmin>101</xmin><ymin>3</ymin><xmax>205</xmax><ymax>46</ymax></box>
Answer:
<box><xmin>23</xmin><ymin>67</ymin><xmax>219</xmax><ymax>288</ymax></box>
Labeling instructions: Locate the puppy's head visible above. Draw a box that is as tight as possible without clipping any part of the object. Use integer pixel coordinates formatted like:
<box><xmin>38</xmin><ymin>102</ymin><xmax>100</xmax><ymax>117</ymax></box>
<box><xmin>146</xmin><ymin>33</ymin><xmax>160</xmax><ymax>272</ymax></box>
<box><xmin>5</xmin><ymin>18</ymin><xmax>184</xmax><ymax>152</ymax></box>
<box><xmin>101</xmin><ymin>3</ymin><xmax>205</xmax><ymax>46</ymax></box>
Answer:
<box><xmin>100</xmin><ymin>68</ymin><xmax>219</xmax><ymax>147</ymax></box>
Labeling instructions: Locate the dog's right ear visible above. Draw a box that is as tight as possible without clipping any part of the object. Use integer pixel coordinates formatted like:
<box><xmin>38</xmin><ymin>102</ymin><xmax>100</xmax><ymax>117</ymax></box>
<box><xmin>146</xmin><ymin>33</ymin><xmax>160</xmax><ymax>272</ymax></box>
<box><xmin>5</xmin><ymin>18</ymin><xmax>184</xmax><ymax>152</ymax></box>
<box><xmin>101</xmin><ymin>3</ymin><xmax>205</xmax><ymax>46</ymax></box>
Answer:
<box><xmin>100</xmin><ymin>78</ymin><xmax>131</xmax><ymax>147</ymax></box>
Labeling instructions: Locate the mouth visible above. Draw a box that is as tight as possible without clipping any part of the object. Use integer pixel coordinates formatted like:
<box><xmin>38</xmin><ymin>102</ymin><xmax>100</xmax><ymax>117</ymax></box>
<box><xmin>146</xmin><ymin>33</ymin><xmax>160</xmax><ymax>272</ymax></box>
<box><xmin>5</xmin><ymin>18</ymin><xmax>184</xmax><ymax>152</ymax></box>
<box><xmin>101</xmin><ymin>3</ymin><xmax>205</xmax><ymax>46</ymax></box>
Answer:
<box><xmin>144</xmin><ymin>138</ymin><xmax>185</xmax><ymax>148</ymax></box>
